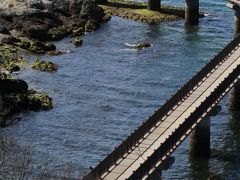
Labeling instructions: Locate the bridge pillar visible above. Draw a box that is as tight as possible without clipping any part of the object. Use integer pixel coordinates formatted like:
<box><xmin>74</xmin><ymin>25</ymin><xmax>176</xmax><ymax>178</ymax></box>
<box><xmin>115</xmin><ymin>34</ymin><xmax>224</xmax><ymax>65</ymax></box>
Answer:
<box><xmin>189</xmin><ymin>117</ymin><xmax>210</xmax><ymax>158</ymax></box>
<box><xmin>185</xmin><ymin>0</ymin><xmax>199</xmax><ymax>25</ymax></box>
<box><xmin>148</xmin><ymin>0</ymin><xmax>161</xmax><ymax>11</ymax></box>
<box><xmin>234</xmin><ymin>9</ymin><xmax>240</xmax><ymax>35</ymax></box>
<box><xmin>229</xmin><ymin>80</ymin><xmax>240</xmax><ymax>111</ymax></box>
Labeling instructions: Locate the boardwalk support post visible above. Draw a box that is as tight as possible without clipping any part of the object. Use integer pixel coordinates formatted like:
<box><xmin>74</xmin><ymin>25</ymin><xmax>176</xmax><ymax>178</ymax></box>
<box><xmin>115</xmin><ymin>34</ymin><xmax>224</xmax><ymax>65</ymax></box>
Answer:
<box><xmin>229</xmin><ymin>80</ymin><xmax>240</xmax><ymax>110</ymax></box>
<box><xmin>189</xmin><ymin>117</ymin><xmax>210</xmax><ymax>157</ymax></box>
<box><xmin>148</xmin><ymin>0</ymin><xmax>161</xmax><ymax>11</ymax></box>
<box><xmin>234</xmin><ymin>9</ymin><xmax>240</xmax><ymax>35</ymax></box>
<box><xmin>185</xmin><ymin>0</ymin><xmax>199</xmax><ymax>25</ymax></box>
<box><xmin>227</xmin><ymin>1</ymin><xmax>240</xmax><ymax>35</ymax></box>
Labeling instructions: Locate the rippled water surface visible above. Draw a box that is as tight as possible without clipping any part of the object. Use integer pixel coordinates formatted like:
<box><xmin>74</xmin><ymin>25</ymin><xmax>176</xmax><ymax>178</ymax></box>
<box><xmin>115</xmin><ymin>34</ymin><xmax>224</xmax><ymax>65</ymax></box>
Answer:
<box><xmin>4</xmin><ymin>0</ymin><xmax>240</xmax><ymax>179</ymax></box>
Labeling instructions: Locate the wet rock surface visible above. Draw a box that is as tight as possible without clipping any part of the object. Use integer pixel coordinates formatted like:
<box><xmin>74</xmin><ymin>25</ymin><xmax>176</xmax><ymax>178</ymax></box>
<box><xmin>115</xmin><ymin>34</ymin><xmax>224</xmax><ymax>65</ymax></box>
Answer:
<box><xmin>32</xmin><ymin>59</ymin><xmax>58</xmax><ymax>72</ymax></box>
<box><xmin>0</xmin><ymin>0</ymin><xmax>109</xmax><ymax>41</ymax></box>
<box><xmin>0</xmin><ymin>72</ymin><xmax>53</xmax><ymax>127</ymax></box>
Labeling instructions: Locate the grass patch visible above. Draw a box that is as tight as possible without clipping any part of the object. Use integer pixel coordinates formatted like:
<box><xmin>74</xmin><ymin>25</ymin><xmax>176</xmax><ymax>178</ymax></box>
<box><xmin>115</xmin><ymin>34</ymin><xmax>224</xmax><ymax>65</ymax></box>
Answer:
<box><xmin>132</xmin><ymin>9</ymin><xmax>159</xmax><ymax>16</ymax></box>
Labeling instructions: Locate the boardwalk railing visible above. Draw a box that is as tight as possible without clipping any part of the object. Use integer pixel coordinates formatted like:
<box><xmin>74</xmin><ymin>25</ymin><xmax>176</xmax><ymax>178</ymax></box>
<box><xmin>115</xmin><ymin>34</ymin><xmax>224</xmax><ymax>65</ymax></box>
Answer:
<box><xmin>83</xmin><ymin>34</ymin><xmax>240</xmax><ymax>180</ymax></box>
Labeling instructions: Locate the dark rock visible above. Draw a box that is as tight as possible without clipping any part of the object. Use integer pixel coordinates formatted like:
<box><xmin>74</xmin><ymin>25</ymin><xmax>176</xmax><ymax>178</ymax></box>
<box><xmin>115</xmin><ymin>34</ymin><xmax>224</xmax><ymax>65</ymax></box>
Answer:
<box><xmin>29</xmin><ymin>41</ymin><xmax>48</xmax><ymax>53</ymax></box>
<box><xmin>0</xmin><ymin>73</ymin><xmax>28</xmax><ymax>94</ymax></box>
<box><xmin>69</xmin><ymin>0</ymin><xmax>84</xmax><ymax>15</ymax></box>
<box><xmin>85</xmin><ymin>19</ymin><xmax>100</xmax><ymax>32</ymax></box>
<box><xmin>17</xmin><ymin>40</ymin><xmax>31</xmax><ymax>49</ymax></box>
<box><xmin>3</xmin><ymin>62</ymin><xmax>20</xmax><ymax>73</ymax></box>
<box><xmin>0</xmin><ymin>26</ymin><xmax>10</xmax><ymax>35</ymax></box>
<box><xmin>23</xmin><ymin>25</ymin><xmax>51</xmax><ymax>41</ymax></box>
<box><xmin>48</xmin><ymin>0</ymin><xmax>70</xmax><ymax>16</ymax></box>
<box><xmin>80</xmin><ymin>0</ymin><xmax>105</xmax><ymax>22</ymax></box>
<box><xmin>47</xmin><ymin>50</ymin><xmax>64</xmax><ymax>56</ymax></box>
<box><xmin>45</xmin><ymin>43</ymin><xmax>56</xmax><ymax>51</ymax></box>
<box><xmin>1</xmin><ymin>36</ymin><xmax>21</xmax><ymax>45</ymax></box>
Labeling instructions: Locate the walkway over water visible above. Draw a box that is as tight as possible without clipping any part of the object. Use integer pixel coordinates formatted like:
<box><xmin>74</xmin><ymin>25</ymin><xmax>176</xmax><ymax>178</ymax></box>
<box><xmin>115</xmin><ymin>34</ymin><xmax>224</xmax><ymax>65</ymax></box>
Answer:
<box><xmin>84</xmin><ymin>35</ymin><xmax>240</xmax><ymax>180</ymax></box>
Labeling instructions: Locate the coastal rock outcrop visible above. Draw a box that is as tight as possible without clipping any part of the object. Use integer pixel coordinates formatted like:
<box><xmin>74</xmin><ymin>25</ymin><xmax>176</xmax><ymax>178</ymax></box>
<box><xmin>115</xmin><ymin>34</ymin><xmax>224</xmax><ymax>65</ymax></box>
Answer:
<box><xmin>0</xmin><ymin>73</ymin><xmax>53</xmax><ymax>127</ymax></box>
<box><xmin>0</xmin><ymin>0</ymin><xmax>108</xmax><ymax>41</ymax></box>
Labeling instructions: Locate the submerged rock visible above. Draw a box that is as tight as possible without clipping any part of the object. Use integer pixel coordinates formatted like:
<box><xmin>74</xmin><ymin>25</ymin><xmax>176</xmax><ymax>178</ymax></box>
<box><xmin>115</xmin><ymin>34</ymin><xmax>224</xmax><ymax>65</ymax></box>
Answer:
<box><xmin>32</xmin><ymin>59</ymin><xmax>58</xmax><ymax>72</ymax></box>
<box><xmin>135</xmin><ymin>42</ymin><xmax>151</xmax><ymax>50</ymax></box>
<box><xmin>72</xmin><ymin>37</ymin><xmax>83</xmax><ymax>46</ymax></box>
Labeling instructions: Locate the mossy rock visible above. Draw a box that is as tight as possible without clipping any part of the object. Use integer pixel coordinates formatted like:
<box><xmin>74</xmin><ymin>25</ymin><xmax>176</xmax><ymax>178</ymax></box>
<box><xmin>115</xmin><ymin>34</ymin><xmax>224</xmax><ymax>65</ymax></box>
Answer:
<box><xmin>1</xmin><ymin>36</ymin><xmax>21</xmax><ymax>45</ymax></box>
<box><xmin>45</xmin><ymin>43</ymin><xmax>56</xmax><ymax>51</ymax></box>
<box><xmin>85</xmin><ymin>19</ymin><xmax>100</xmax><ymax>32</ymax></box>
<box><xmin>28</xmin><ymin>90</ymin><xmax>53</xmax><ymax>111</ymax></box>
<box><xmin>0</xmin><ymin>72</ymin><xmax>15</xmax><ymax>80</ymax></box>
<box><xmin>72</xmin><ymin>27</ymin><xmax>85</xmax><ymax>37</ymax></box>
<box><xmin>102</xmin><ymin>14</ymin><xmax>112</xmax><ymax>22</ymax></box>
<box><xmin>16</xmin><ymin>40</ymin><xmax>31</xmax><ymax>50</ymax></box>
<box><xmin>49</xmin><ymin>26</ymin><xmax>70</xmax><ymax>41</ymax></box>
<box><xmin>32</xmin><ymin>59</ymin><xmax>58</xmax><ymax>72</ymax></box>
<box><xmin>3</xmin><ymin>62</ymin><xmax>20</xmax><ymax>73</ymax></box>
<box><xmin>72</xmin><ymin>37</ymin><xmax>83</xmax><ymax>47</ymax></box>
<box><xmin>29</xmin><ymin>41</ymin><xmax>47</xmax><ymax>54</ymax></box>
<box><xmin>135</xmin><ymin>42</ymin><xmax>151</xmax><ymax>50</ymax></box>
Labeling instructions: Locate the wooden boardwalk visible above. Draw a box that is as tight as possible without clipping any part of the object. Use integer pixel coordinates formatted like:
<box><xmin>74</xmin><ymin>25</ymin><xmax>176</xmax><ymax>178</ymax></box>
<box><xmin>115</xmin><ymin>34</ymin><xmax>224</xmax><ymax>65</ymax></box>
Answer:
<box><xmin>84</xmin><ymin>35</ymin><xmax>240</xmax><ymax>180</ymax></box>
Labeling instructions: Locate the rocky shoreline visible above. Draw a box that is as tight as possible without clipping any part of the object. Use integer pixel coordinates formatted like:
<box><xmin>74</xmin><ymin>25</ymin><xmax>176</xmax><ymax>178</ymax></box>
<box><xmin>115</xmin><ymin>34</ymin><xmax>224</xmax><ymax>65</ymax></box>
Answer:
<box><xmin>0</xmin><ymin>0</ymin><xmax>110</xmax><ymax>127</ymax></box>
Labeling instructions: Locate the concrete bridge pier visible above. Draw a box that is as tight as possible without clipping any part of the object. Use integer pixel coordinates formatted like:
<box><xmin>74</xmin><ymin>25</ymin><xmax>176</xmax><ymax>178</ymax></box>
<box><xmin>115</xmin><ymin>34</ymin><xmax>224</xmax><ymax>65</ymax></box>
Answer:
<box><xmin>229</xmin><ymin>80</ymin><xmax>240</xmax><ymax>111</ymax></box>
<box><xmin>185</xmin><ymin>0</ymin><xmax>199</xmax><ymax>25</ymax></box>
<box><xmin>148</xmin><ymin>0</ymin><xmax>161</xmax><ymax>11</ymax></box>
<box><xmin>235</xmin><ymin>9</ymin><xmax>240</xmax><ymax>35</ymax></box>
<box><xmin>189</xmin><ymin>117</ymin><xmax>210</xmax><ymax>158</ymax></box>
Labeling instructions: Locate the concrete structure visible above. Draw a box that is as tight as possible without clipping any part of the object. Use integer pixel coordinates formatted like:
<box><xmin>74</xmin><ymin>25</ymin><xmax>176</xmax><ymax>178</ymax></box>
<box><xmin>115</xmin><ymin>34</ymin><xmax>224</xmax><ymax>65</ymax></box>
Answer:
<box><xmin>229</xmin><ymin>80</ymin><xmax>240</xmax><ymax>110</ymax></box>
<box><xmin>228</xmin><ymin>0</ymin><xmax>240</xmax><ymax>35</ymax></box>
<box><xmin>189</xmin><ymin>117</ymin><xmax>210</xmax><ymax>157</ymax></box>
<box><xmin>84</xmin><ymin>33</ymin><xmax>240</xmax><ymax>180</ymax></box>
<box><xmin>185</xmin><ymin>0</ymin><xmax>199</xmax><ymax>25</ymax></box>
<box><xmin>148</xmin><ymin>0</ymin><xmax>161</xmax><ymax>11</ymax></box>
